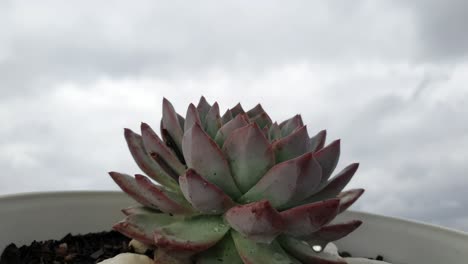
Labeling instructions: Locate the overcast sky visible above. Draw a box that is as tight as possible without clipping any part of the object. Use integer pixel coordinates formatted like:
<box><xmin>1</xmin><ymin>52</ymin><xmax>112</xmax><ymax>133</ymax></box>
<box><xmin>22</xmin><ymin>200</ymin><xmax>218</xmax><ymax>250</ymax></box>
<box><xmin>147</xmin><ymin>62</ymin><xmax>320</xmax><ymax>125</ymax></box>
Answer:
<box><xmin>1</xmin><ymin>0</ymin><xmax>467</xmax><ymax>231</ymax></box>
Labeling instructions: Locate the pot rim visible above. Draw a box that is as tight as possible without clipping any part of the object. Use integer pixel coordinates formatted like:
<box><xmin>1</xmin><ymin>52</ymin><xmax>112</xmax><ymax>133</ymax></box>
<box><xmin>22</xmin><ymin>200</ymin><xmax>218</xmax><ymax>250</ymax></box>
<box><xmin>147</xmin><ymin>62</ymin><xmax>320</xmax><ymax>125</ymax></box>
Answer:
<box><xmin>0</xmin><ymin>190</ymin><xmax>466</xmax><ymax>237</ymax></box>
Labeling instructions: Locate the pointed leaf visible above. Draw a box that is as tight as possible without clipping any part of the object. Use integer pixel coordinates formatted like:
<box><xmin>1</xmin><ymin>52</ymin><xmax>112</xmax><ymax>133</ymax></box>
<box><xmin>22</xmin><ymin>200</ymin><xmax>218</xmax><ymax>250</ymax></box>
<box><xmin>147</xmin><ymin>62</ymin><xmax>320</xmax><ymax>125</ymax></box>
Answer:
<box><xmin>109</xmin><ymin>171</ymin><xmax>158</xmax><ymax>209</ymax></box>
<box><xmin>269</xmin><ymin>122</ymin><xmax>282</xmax><ymax>141</ymax></box>
<box><xmin>250</xmin><ymin>112</ymin><xmax>272</xmax><ymax>129</ymax></box>
<box><xmin>182</xmin><ymin>123</ymin><xmax>242</xmax><ymax>199</ymax></box>
<box><xmin>162</xmin><ymin>98</ymin><xmax>184</xmax><ymax>152</ymax></box>
<box><xmin>309</xmin><ymin>130</ymin><xmax>327</xmax><ymax>152</ymax></box>
<box><xmin>281</xmin><ymin>199</ymin><xmax>340</xmax><ymax>239</ymax></box>
<box><xmin>308</xmin><ymin>220</ymin><xmax>363</xmax><ymax>248</ymax></box>
<box><xmin>240</xmin><ymin>153</ymin><xmax>322</xmax><ymax>208</ymax></box>
<box><xmin>221</xmin><ymin>109</ymin><xmax>233</xmax><ymax>125</ymax></box>
<box><xmin>214</xmin><ymin>114</ymin><xmax>249</xmax><ymax>147</ymax></box>
<box><xmin>135</xmin><ymin>174</ymin><xmax>193</xmax><ymax>214</ymax></box>
<box><xmin>273</xmin><ymin>125</ymin><xmax>311</xmax><ymax>163</ymax></box>
<box><xmin>179</xmin><ymin>169</ymin><xmax>236</xmax><ymax>214</ymax></box>
<box><xmin>113</xmin><ymin>212</ymin><xmax>179</xmax><ymax>245</ymax></box>
<box><xmin>314</xmin><ymin>139</ymin><xmax>341</xmax><ymax>185</ymax></box>
<box><xmin>124</xmin><ymin>129</ymin><xmax>179</xmax><ymax>190</ymax></box>
<box><xmin>280</xmin><ymin>115</ymin><xmax>304</xmax><ymax>136</ymax></box>
<box><xmin>246</xmin><ymin>103</ymin><xmax>265</xmax><ymax>118</ymax></box>
<box><xmin>225</xmin><ymin>200</ymin><xmax>284</xmax><ymax>243</ymax></box>
<box><xmin>141</xmin><ymin>123</ymin><xmax>186</xmax><ymax>178</ymax></box>
<box><xmin>231</xmin><ymin>231</ymin><xmax>298</xmax><ymax>264</ymax></box>
<box><xmin>204</xmin><ymin>102</ymin><xmax>222</xmax><ymax>139</ymax></box>
<box><xmin>294</xmin><ymin>163</ymin><xmax>360</xmax><ymax>206</ymax></box>
<box><xmin>223</xmin><ymin>123</ymin><xmax>275</xmax><ymax>193</ymax></box>
<box><xmin>278</xmin><ymin>236</ymin><xmax>346</xmax><ymax>264</ymax></box>
<box><xmin>184</xmin><ymin>103</ymin><xmax>202</xmax><ymax>132</ymax></box>
<box><xmin>337</xmin><ymin>189</ymin><xmax>365</xmax><ymax>213</ymax></box>
<box><xmin>122</xmin><ymin>205</ymin><xmax>161</xmax><ymax>216</ymax></box>
<box><xmin>160</xmin><ymin>127</ymin><xmax>186</xmax><ymax>165</ymax></box>
<box><xmin>177</xmin><ymin>113</ymin><xmax>185</xmax><ymax>130</ymax></box>
<box><xmin>261</xmin><ymin>125</ymin><xmax>269</xmax><ymax>139</ymax></box>
<box><xmin>195</xmin><ymin>234</ymin><xmax>243</xmax><ymax>264</ymax></box>
<box><xmin>197</xmin><ymin>96</ymin><xmax>211</xmax><ymax>124</ymax></box>
<box><xmin>153</xmin><ymin>215</ymin><xmax>229</xmax><ymax>253</ymax></box>
<box><xmin>230</xmin><ymin>103</ymin><xmax>245</xmax><ymax>117</ymax></box>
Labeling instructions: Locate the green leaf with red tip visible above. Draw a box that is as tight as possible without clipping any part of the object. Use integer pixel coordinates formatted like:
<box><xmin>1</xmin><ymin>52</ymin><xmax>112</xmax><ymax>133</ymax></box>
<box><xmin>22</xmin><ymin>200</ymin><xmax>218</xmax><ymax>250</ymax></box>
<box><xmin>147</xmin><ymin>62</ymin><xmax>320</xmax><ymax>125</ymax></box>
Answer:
<box><xmin>280</xmin><ymin>199</ymin><xmax>340</xmax><ymax>239</ymax></box>
<box><xmin>250</xmin><ymin>112</ymin><xmax>272</xmax><ymax>129</ymax></box>
<box><xmin>280</xmin><ymin>115</ymin><xmax>304</xmax><ymax>137</ymax></box>
<box><xmin>162</xmin><ymin>98</ymin><xmax>184</xmax><ymax>152</ymax></box>
<box><xmin>122</xmin><ymin>205</ymin><xmax>161</xmax><ymax>216</ymax></box>
<box><xmin>246</xmin><ymin>104</ymin><xmax>265</xmax><ymax>118</ymax></box>
<box><xmin>221</xmin><ymin>109</ymin><xmax>233</xmax><ymax>125</ymax></box>
<box><xmin>155</xmin><ymin>249</ymin><xmax>193</xmax><ymax>264</ymax></box>
<box><xmin>124</xmin><ymin>128</ymin><xmax>179</xmax><ymax>190</ymax></box>
<box><xmin>195</xmin><ymin>234</ymin><xmax>243</xmax><ymax>264</ymax></box>
<box><xmin>314</xmin><ymin>140</ymin><xmax>340</xmax><ymax>185</ymax></box>
<box><xmin>222</xmin><ymin>123</ymin><xmax>275</xmax><ymax>193</ymax></box>
<box><xmin>153</xmin><ymin>215</ymin><xmax>229</xmax><ymax>253</ymax></box>
<box><xmin>269</xmin><ymin>122</ymin><xmax>282</xmax><ymax>141</ymax></box>
<box><xmin>272</xmin><ymin>126</ymin><xmax>311</xmax><ymax>163</ymax></box>
<box><xmin>293</xmin><ymin>163</ymin><xmax>360</xmax><ymax>207</ymax></box>
<box><xmin>179</xmin><ymin>169</ymin><xmax>236</xmax><ymax>214</ymax></box>
<box><xmin>182</xmin><ymin>123</ymin><xmax>242</xmax><ymax>199</ymax></box>
<box><xmin>337</xmin><ymin>189</ymin><xmax>364</xmax><ymax>213</ymax></box>
<box><xmin>225</xmin><ymin>200</ymin><xmax>285</xmax><ymax>243</ymax></box>
<box><xmin>214</xmin><ymin>114</ymin><xmax>250</xmax><ymax>147</ymax></box>
<box><xmin>307</xmin><ymin>220</ymin><xmax>363</xmax><ymax>248</ymax></box>
<box><xmin>135</xmin><ymin>174</ymin><xmax>193</xmax><ymax>215</ymax></box>
<box><xmin>197</xmin><ymin>96</ymin><xmax>211</xmax><ymax>123</ymax></box>
<box><xmin>231</xmin><ymin>230</ymin><xmax>299</xmax><ymax>264</ymax></box>
<box><xmin>204</xmin><ymin>102</ymin><xmax>222</xmax><ymax>139</ymax></box>
<box><xmin>185</xmin><ymin>103</ymin><xmax>202</xmax><ymax>132</ymax></box>
<box><xmin>113</xmin><ymin>212</ymin><xmax>179</xmax><ymax>245</ymax></box>
<box><xmin>278</xmin><ymin>236</ymin><xmax>346</xmax><ymax>264</ymax></box>
<box><xmin>309</xmin><ymin>130</ymin><xmax>327</xmax><ymax>153</ymax></box>
<box><xmin>230</xmin><ymin>103</ymin><xmax>245</xmax><ymax>117</ymax></box>
<box><xmin>141</xmin><ymin>123</ymin><xmax>186</xmax><ymax>178</ymax></box>
<box><xmin>109</xmin><ymin>171</ymin><xmax>158</xmax><ymax>209</ymax></box>
<box><xmin>239</xmin><ymin>153</ymin><xmax>322</xmax><ymax>208</ymax></box>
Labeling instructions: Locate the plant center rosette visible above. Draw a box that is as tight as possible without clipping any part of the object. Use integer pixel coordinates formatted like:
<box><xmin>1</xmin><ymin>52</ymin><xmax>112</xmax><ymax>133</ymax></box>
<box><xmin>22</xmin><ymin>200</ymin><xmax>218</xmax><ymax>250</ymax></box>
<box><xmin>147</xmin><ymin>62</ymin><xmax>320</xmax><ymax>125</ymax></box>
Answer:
<box><xmin>108</xmin><ymin>97</ymin><xmax>366</xmax><ymax>264</ymax></box>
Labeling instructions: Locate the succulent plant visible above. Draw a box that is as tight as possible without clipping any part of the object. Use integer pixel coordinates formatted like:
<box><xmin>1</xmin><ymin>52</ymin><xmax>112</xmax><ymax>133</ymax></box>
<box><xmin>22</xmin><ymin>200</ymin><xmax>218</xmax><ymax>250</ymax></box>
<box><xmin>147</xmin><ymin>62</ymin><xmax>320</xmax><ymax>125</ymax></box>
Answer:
<box><xmin>110</xmin><ymin>97</ymin><xmax>364</xmax><ymax>264</ymax></box>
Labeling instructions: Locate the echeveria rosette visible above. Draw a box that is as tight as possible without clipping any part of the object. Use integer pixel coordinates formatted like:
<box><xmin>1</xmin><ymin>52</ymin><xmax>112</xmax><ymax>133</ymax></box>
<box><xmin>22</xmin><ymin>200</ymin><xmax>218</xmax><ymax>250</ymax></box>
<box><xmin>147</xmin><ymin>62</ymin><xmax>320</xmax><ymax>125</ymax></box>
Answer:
<box><xmin>110</xmin><ymin>96</ymin><xmax>364</xmax><ymax>264</ymax></box>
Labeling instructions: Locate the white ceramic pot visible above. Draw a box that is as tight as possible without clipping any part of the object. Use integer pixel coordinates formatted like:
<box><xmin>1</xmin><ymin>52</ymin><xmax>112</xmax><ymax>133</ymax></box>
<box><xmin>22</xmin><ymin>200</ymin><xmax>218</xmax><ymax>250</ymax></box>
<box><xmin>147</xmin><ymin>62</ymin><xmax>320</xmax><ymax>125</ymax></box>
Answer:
<box><xmin>1</xmin><ymin>191</ymin><xmax>467</xmax><ymax>263</ymax></box>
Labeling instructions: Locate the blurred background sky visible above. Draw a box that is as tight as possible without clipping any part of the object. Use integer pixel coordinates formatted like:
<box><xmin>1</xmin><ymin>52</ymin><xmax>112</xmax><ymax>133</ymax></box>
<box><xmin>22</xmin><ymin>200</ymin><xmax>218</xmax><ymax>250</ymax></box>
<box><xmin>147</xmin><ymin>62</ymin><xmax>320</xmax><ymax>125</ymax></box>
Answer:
<box><xmin>1</xmin><ymin>1</ymin><xmax>467</xmax><ymax>231</ymax></box>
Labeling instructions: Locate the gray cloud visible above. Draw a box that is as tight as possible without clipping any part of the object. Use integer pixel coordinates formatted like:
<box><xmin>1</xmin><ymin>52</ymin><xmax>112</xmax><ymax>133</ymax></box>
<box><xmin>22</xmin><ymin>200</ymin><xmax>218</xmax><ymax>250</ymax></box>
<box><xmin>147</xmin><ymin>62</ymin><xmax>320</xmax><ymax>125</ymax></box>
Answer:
<box><xmin>401</xmin><ymin>0</ymin><xmax>468</xmax><ymax>61</ymax></box>
<box><xmin>0</xmin><ymin>0</ymin><xmax>418</xmax><ymax>98</ymax></box>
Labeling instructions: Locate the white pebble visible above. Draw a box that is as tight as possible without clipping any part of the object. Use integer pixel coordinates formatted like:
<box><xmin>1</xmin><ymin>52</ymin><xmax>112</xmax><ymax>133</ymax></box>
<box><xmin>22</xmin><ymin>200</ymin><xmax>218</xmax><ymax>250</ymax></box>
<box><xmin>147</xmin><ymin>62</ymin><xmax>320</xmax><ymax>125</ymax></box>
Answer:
<box><xmin>97</xmin><ymin>253</ymin><xmax>153</xmax><ymax>264</ymax></box>
<box><xmin>129</xmin><ymin>239</ymin><xmax>152</xmax><ymax>254</ymax></box>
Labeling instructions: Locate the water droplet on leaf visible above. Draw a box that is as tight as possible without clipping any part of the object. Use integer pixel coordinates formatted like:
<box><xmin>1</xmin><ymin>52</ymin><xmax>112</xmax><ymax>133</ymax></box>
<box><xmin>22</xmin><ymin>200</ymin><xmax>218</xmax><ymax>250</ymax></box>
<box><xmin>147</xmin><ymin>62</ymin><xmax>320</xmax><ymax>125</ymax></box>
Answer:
<box><xmin>312</xmin><ymin>245</ymin><xmax>323</xmax><ymax>252</ymax></box>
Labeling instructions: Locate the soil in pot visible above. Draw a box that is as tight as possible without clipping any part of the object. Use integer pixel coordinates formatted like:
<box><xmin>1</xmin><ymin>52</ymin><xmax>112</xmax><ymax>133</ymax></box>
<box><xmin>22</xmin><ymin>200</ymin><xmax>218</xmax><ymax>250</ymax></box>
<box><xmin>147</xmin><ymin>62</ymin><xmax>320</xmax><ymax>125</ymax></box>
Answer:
<box><xmin>0</xmin><ymin>231</ymin><xmax>389</xmax><ymax>264</ymax></box>
<box><xmin>0</xmin><ymin>231</ymin><xmax>153</xmax><ymax>264</ymax></box>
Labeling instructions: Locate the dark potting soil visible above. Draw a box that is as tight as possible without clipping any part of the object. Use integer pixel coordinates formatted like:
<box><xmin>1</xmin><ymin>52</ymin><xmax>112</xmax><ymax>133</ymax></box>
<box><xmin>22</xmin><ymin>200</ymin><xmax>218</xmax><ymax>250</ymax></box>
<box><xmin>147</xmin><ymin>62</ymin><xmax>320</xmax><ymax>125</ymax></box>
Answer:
<box><xmin>0</xmin><ymin>230</ymin><xmax>387</xmax><ymax>264</ymax></box>
<box><xmin>0</xmin><ymin>231</ymin><xmax>153</xmax><ymax>264</ymax></box>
